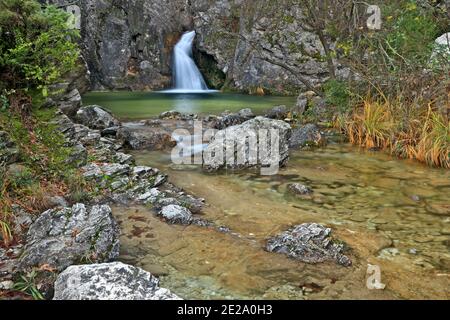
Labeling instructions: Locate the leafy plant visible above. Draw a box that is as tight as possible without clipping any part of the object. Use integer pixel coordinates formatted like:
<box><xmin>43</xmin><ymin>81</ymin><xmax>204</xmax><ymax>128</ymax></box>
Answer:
<box><xmin>13</xmin><ymin>269</ymin><xmax>44</xmax><ymax>300</ymax></box>
<box><xmin>0</xmin><ymin>0</ymin><xmax>80</xmax><ymax>103</ymax></box>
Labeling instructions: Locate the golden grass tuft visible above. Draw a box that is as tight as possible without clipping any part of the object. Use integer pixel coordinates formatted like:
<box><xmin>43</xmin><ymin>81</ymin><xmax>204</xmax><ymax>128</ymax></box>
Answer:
<box><xmin>340</xmin><ymin>98</ymin><xmax>449</xmax><ymax>168</ymax></box>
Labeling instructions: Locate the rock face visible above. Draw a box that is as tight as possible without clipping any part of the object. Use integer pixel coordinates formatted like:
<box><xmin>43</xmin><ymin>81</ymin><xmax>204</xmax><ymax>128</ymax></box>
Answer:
<box><xmin>266</xmin><ymin>223</ymin><xmax>352</xmax><ymax>267</ymax></box>
<box><xmin>289</xmin><ymin>124</ymin><xmax>326</xmax><ymax>149</ymax></box>
<box><xmin>76</xmin><ymin>105</ymin><xmax>120</xmax><ymax>130</ymax></box>
<box><xmin>19</xmin><ymin>204</ymin><xmax>120</xmax><ymax>271</ymax></box>
<box><xmin>53</xmin><ymin>262</ymin><xmax>181</xmax><ymax>300</ymax></box>
<box><xmin>203</xmin><ymin>117</ymin><xmax>291</xmax><ymax>173</ymax></box>
<box><xmin>45</xmin><ymin>0</ymin><xmax>340</xmax><ymax>94</ymax></box>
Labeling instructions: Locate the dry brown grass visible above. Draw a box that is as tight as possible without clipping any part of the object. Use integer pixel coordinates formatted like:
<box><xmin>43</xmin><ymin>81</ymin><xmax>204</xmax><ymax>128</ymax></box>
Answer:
<box><xmin>340</xmin><ymin>98</ymin><xmax>449</xmax><ymax>168</ymax></box>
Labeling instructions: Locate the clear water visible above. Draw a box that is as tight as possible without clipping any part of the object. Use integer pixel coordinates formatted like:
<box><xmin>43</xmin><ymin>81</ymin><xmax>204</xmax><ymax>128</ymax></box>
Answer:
<box><xmin>82</xmin><ymin>92</ymin><xmax>296</xmax><ymax>120</ymax></box>
<box><xmin>113</xmin><ymin>144</ymin><xmax>450</xmax><ymax>300</ymax></box>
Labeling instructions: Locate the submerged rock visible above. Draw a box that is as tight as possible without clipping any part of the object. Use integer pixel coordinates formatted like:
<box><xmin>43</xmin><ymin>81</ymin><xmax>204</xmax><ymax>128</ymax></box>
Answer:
<box><xmin>203</xmin><ymin>116</ymin><xmax>291</xmax><ymax>172</ymax></box>
<box><xmin>289</xmin><ymin>124</ymin><xmax>326</xmax><ymax>149</ymax></box>
<box><xmin>53</xmin><ymin>262</ymin><xmax>181</xmax><ymax>300</ymax></box>
<box><xmin>266</xmin><ymin>223</ymin><xmax>351</xmax><ymax>267</ymax></box>
<box><xmin>287</xmin><ymin>183</ymin><xmax>313</xmax><ymax>195</ymax></box>
<box><xmin>76</xmin><ymin>105</ymin><xmax>120</xmax><ymax>130</ymax></box>
<box><xmin>19</xmin><ymin>204</ymin><xmax>120</xmax><ymax>271</ymax></box>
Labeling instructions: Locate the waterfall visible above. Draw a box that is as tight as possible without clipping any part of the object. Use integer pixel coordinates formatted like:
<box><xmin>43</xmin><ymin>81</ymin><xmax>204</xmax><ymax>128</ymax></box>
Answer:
<box><xmin>172</xmin><ymin>31</ymin><xmax>209</xmax><ymax>92</ymax></box>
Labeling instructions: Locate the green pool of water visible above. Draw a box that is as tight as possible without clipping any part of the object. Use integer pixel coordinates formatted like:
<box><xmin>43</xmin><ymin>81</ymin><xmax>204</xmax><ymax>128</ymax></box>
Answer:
<box><xmin>82</xmin><ymin>91</ymin><xmax>296</xmax><ymax>120</ymax></box>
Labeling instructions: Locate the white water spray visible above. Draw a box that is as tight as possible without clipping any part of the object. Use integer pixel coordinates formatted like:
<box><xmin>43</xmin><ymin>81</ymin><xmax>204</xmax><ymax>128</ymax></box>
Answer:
<box><xmin>171</xmin><ymin>31</ymin><xmax>211</xmax><ymax>93</ymax></box>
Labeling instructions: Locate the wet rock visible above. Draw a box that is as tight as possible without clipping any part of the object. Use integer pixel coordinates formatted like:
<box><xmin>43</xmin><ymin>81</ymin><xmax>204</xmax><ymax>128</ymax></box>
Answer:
<box><xmin>288</xmin><ymin>183</ymin><xmax>313</xmax><ymax>196</ymax></box>
<box><xmin>19</xmin><ymin>204</ymin><xmax>120</xmax><ymax>271</ymax></box>
<box><xmin>265</xmin><ymin>105</ymin><xmax>289</xmax><ymax>120</ymax></box>
<box><xmin>58</xmin><ymin>88</ymin><xmax>82</xmax><ymax>117</ymax></box>
<box><xmin>76</xmin><ymin>105</ymin><xmax>120</xmax><ymax>130</ymax></box>
<box><xmin>289</xmin><ymin>124</ymin><xmax>326</xmax><ymax>149</ymax></box>
<box><xmin>53</xmin><ymin>262</ymin><xmax>181</xmax><ymax>300</ymax></box>
<box><xmin>203</xmin><ymin>117</ymin><xmax>291</xmax><ymax>172</ymax></box>
<box><xmin>158</xmin><ymin>205</ymin><xmax>193</xmax><ymax>225</ymax></box>
<box><xmin>266</xmin><ymin>223</ymin><xmax>352</xmax><ymax>267</ymax></box>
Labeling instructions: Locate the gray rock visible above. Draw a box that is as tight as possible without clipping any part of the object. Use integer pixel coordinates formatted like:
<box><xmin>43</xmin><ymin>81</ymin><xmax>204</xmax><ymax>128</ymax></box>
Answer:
<box><xmin>238</xmin><ymin>108</ymin><xmax>254</xmax><ymax>118</ymax></box>
<box><xmin>117</xmin><ymin>126</ymin><xmax>175</xmax><ymax>151</ymax></box>
<box><xmin>66</xmin><ymin>143</ymin><xmax>88</xmax><ymax>167</ymax></box>
<box><xmin>76</xmin><ymin>105</ymin><xmax>120</xmax><ymax>130</ymax></box>
<box><xmin>293</xmin><ymin>95</ymin><xmax>308</xmax><ymax>116</ymax></box>
<box><xmin>58</xmin><ymin>88</ymin><xmax>82</xmax><ymax>117</ymax></box>
<box><xmin>19</xmin><ymin>204</ymin><xmax>120</xmax><ymax>271</ymax></box>
<box><xmin>213</xmin><ymin>113</ymin><xmax>248</xmax><ymax>130</ymax></box>
<box><xmin>289</xmin><ymin>124</ymin><xmax>326</xmax><ymax>149</ymax></box>
<box><xmin>132</xmin><ymin>166</ymin><xmax>159</xmax><ymax>180</ymax></box>
<box><xmin>158</xmin><ymin>205</ymin><xmax>193</xmax><ymax>225</ymax></box>
<box><xmin>266</xmin><ymin>223</ymin><xmax>352</xmax><ymax>267</ymax></box>
<box><xmin>265</xmin><ymin>105</ymin><xmax>289</xmax><ymax>120</ymax></box>
<box><xmin>203</xmin><ymin>116</ymin><xmax>291</xmax><ymax>172</ymax></box>
<box><xmin>0</xmin><ymin>131</ymin><xmax>19</xmax><ymax>166</ymax></box>
<box><xmin>287</xmin><ymin>183</ymin><xmax>313</xmax><ymax>195</ymax></box>
<box><xmin>159</xmin><ymin>110</ymin><xmax>181</xmax><ymax>119</ymax></box>
<box><xmin>53</xmin><ymin>262</ymin><xmax>181</xmax><ymax>300</ymax></box>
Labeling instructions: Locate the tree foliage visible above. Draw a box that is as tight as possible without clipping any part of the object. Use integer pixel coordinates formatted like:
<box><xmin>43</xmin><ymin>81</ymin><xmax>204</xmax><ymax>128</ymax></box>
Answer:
<box><xmin>0</xmin><ymin>0</ymin><xmax>80</xmax><ymax>99</ymax></box>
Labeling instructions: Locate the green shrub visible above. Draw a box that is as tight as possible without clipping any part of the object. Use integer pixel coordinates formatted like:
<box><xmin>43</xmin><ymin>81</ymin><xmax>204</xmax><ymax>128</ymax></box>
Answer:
<box><xmin>0</xmin><ymin>0</ymin><xmax>80</xmax><ymax>99</ymax></box>
<box><xmin>323</xmin><ymin>79</ymin><xmax>352</xmax><ymax>113</ymax></box>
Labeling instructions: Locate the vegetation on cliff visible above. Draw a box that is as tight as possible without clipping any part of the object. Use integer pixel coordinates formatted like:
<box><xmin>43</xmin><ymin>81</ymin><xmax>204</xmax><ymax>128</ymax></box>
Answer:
<box><xmin>0</xmin><ymin>0</ymin><xmax>82</xmax><ymax>249</ymax></box>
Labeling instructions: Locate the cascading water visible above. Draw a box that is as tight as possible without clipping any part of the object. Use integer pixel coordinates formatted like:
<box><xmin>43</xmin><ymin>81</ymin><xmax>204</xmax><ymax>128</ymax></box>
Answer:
<box><xmin>171</xmin><ymin>31</ymin><xmax>211</xmax><ymax>93</ymax></box>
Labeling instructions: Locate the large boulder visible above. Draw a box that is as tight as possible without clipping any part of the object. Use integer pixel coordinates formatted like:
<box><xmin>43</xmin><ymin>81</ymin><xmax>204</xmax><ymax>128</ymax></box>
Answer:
<box><xmin>53</xmin><ymin>262</ymin><xmax>181</xmax><ymax>300</ymax></box>
<box><xmin>289</xmin><ymin>124</ymin><xmax>326</xmax><ymax>149</ymax></box>
<box><xmin>76</xmin><ymin>105</ymin><xmax>120</xmax><ymax>130</ymax></box>
<box><xmin>117</xmin><ymin>125</ymin><xmax>175</xmax><ymax>150</ymax></box>
<box><xmin>203</xmin><ymin>117</ymin><xmax>291</xmax><ymax>173</ymax></box>
<box><xmin>266</xmin><ymin>223</ymin><xmax>352</xmax><ymax>267</ymax></box>
<box><xmin>19</xmin><ymin>204</ymin><xmax>120</xmax><ymax>271</ymax></box>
